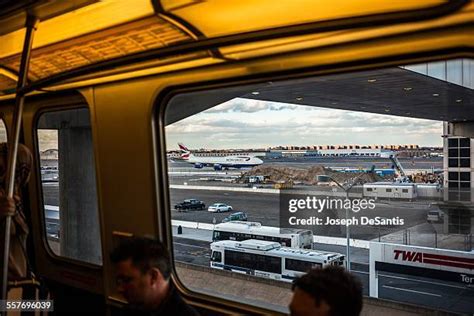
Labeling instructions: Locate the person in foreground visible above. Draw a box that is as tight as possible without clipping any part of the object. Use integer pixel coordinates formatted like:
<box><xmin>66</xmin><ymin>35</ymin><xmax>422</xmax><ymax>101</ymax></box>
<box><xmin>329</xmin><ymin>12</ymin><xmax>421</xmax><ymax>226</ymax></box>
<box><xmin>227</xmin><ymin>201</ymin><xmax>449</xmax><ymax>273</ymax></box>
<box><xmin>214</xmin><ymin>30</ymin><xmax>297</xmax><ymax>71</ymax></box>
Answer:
<box><xmin>289</xmin><ymin>266</ymin><xmax>363</xmax><ymax>316</ymax></box>
<box><xmin>0</xmin><ymin>143</ymin><xmax>33</xmax><ymax>281</ymax></box>
<box><xmin>110</xmin><ymin>236</ymin><xmax>199</xmax><ymax>316</ymax></box>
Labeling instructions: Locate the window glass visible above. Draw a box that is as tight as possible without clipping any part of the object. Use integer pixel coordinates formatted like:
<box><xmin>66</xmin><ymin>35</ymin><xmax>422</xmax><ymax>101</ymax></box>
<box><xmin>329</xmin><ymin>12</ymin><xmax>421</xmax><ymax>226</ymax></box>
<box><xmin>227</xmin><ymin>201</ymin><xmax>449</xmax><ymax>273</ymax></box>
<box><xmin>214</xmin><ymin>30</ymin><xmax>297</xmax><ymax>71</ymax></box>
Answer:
<box><xmin>211</xmin><ymin>251</ymin><xmax>222</xmax><ymax>262</ymax></box>
<box><xmin>459</xmin><ymin>138</ymin><xmax>470</xmax><ymax>148</ymax></box>
<box><xmin>448</xmin><ymin>181</ymin><xmax>459</xmax><ymax>188</ymax></box>
<box><xmin>460</xmin><ymin>159</ymin><xmax>471</xmax><ymax>168</ymax></box>
<box><xmin>37</xmin><ymin>108</ymin><xmax>102</xmax><ymax>265</ymax></box>
<box><xmin>448</xmin><ymin>148</ymin><xmax>458</xmax><ymax>158</ymax></box>
<box><xmin>459</xmin><ymin>182</ymin><xmax>471</xmax><ymax>188</ymax></box>
<box><xmin>164</xmin><ymin>59</ymin><xmax>473</xmax><ymax>314</ymax></box>
<box><xmin>448</xmin><ymin>172</ymin><xmax>459</xmax><ymax>181</ymax></box>
<box><xmin>448</xmin><ymin>159</ymin><xmax>459</xmax><ymax>167</ymax></box>
<box><xmin>0</xmin><ymin>120</ymin><xmax>7</xmax><ymax>143</ymax></box>
<box><xmin>448</xmin><ymin>208</ymin><xmax>472</xmax><ymax>234</ymax></box>
<box><xmin>446</xmin><ymin>60</ymin><xmax>463</xmax><ymax>85</ymax></box>
<box><xmin>460</xmin><ymin>148</ymin><xmax>470</xmax><ymax>158</ymax></box>
<box><xmin>459</xmin><ymin>172</ymin><xmax>470</xmax><ymax>182</ymax></box>
<box><xmin>427</xmin><ymin>61</ymin><xmax>446</xmax><ymax>81</ymax></box>
<box><xmin>448</xmin><ymin>138</ymin><xmax>458</xmax><ymax>148</ymax></box>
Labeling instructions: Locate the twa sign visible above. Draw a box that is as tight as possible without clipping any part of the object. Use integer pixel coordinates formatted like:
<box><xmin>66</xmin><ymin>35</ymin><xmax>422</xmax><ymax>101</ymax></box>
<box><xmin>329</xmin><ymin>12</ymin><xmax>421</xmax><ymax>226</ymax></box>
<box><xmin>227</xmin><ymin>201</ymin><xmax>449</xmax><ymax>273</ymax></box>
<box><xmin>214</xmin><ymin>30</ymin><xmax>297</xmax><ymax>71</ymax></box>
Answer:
<box><xmin>394</xmin><ymin>250</ymin><xmax>422</xmax><ymax>262</ymax></box>
<box><xmin>393</xmin><ymin>249</ymin><xmax>474</xmax><ymax>270</ymax></box>
<box><xmin>369</xmin><ymin>242</ymin><xmax>474</xmax><ymax>298</ymax></box>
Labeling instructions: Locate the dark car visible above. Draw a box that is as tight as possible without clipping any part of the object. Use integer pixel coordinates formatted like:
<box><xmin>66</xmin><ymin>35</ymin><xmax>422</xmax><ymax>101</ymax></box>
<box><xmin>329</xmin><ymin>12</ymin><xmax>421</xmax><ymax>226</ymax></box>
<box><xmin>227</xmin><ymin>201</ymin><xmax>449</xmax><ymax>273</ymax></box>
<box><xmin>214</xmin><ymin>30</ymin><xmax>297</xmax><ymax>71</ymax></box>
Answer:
<box><xmin>174</xmin><ymin>199</ymin><xmax>205</xmax><ymax>211</ymax></box>
<box><xmin>222</xmin><ymin>212</ymin><xmax>248</xmax><ymax>223</ymax></box>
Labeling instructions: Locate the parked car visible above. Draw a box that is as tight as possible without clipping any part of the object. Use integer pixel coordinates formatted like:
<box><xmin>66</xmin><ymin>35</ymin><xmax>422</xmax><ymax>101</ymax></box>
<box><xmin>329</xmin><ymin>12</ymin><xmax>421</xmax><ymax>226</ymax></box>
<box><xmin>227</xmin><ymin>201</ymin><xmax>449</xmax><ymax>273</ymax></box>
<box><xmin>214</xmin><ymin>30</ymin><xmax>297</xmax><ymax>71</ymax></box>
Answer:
<box><xmin>427</xmin><ymin>210</ymin><xmax>444</xmax><ymax>222</ymax></box>
<box><xmin>174</xmin><ymin>199</ymin><xmax>205</xmax><ymax>211</ymax></box>
<box><xmin>427</xmin><ymin>203</ymin><xmax>444</xmax><ymax>223</ymax></box>
<box><xmin>208</xmin><ymin>203</ymin><xmax>233</xmax><ymax>213</ymax></box>
<box><xmin>222</xmin><ymin>212</ymin><xmax>248</xmax><ymax>223</ymax></box>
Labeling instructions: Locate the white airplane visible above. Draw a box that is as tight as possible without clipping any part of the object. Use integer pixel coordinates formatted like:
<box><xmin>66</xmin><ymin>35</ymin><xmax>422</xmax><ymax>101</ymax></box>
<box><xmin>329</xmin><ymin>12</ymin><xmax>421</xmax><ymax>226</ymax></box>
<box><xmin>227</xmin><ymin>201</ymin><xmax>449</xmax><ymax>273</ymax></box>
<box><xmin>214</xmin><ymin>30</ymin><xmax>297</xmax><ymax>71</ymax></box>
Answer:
<box><xmin>178</xmin><ymin>143</ymin><xmax>263</xmax><ymax>170</ymax></box>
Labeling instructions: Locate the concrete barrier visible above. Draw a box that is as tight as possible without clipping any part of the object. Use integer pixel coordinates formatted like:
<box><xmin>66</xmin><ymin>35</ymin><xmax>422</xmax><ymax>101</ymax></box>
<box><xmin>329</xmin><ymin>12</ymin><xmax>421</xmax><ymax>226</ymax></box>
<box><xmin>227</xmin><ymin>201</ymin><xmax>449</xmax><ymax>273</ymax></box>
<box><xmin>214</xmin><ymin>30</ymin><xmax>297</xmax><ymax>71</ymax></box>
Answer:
<box><xmin>170</xmin><ymin>184</ymin><xmax>280</xmax><ymax>194</ymax></box>
<box><xmin>172</xmin><ymin>220</ymin><xmax>214</xmax><ymax>230</ymax></box>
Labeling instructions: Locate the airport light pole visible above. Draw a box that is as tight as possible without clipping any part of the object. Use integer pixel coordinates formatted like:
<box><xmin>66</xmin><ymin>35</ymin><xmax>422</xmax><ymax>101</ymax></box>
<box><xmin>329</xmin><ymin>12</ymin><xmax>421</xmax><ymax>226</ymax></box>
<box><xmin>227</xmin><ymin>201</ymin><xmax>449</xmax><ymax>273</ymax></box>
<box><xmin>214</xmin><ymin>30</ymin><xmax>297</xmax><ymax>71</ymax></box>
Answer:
<box><xmin>326</xmin><ymin>174</ymin><xmax>365</xmax><ymax>272</ymax></box>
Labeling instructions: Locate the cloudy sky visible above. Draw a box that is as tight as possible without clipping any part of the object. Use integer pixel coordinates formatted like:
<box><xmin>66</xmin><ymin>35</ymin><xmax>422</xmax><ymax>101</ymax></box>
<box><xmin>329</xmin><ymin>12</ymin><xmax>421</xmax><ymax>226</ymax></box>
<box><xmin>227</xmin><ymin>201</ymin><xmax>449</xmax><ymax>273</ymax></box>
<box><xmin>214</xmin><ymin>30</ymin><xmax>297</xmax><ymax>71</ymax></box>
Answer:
<box><xmin>166</xmin><ymin>98</ymin><xmax>443</xmax><ymax>150</ymax></box>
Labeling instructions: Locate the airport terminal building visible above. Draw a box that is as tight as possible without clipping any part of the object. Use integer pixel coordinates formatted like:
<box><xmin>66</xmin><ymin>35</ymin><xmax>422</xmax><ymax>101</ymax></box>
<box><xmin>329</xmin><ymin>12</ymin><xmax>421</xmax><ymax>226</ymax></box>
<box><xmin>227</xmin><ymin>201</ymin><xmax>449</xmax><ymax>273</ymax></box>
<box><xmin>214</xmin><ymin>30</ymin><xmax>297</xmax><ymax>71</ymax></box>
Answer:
<box><xmin>411</xmin><ymin>60</ymin><xmax>474</xmax><ymax>236</ymax></box>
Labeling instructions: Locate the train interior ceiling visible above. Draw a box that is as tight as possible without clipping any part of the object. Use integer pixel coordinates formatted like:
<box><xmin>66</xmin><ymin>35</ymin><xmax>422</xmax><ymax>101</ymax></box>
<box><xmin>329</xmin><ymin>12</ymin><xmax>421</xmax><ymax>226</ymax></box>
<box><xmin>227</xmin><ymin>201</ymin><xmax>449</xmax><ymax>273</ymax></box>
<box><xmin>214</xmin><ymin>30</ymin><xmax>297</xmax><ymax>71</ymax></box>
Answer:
<box><xmin>0</xmin><ymin>0</ymin><xmax>473</xmax><ymax>315</ymax></box>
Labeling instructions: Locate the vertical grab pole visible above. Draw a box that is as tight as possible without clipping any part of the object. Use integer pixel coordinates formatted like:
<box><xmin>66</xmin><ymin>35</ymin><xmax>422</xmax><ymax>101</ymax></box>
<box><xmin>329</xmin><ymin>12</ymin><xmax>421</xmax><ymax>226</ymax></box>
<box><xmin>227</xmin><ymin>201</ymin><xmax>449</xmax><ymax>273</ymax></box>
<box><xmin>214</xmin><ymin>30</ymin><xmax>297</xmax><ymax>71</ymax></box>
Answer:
<box><xmin>1</xmin><ymin>15</ymin><xmax>38</xmax><ymax>302</ymax></box>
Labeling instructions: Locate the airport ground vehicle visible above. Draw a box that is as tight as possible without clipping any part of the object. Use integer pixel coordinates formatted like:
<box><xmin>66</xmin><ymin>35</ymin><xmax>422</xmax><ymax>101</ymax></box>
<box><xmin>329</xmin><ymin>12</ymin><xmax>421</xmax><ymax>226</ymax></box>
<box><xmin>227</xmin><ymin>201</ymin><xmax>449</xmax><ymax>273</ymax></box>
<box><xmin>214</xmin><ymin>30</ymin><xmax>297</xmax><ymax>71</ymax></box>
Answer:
<box><xmin>427</xmin><ymin>210</ymin><xmax>444</xmax><ymax>222</ymax></box>
<box><xmin>222</xmin><ymin>212</ymin><xmax>248</xmax><ymax>223</ymax></box>
<box><xmin>212</xmin><ymin>221</ymin><xmax>313</xmax><ymax>249</ymax></box>
<box><xmin>210</xmin><ymin>239</ymin><xmax>345</xmax><ymax>282</ymax></box>
<box><xmin>40</xmin><ymin>168</ymin><xmax>59</xmax><ymax>182</ymax></box>
<box><xmin>174</xmin><ymin>199</ymin><xmax>206</xmax><ymax>211</ymax></box>
<box><xmin>0</xmin><ymin>1</ymin><xmax>472</xmax><ymax>315</ymax></box>
<box><xmin>208</xmin><ymin>203</ymin><xmax>233</xmax><ymax>213</ymax></box>
<box><xmin>363</xmin><ymin>182</ymin><xmax>418</xmax><ymax>199</ymax></box>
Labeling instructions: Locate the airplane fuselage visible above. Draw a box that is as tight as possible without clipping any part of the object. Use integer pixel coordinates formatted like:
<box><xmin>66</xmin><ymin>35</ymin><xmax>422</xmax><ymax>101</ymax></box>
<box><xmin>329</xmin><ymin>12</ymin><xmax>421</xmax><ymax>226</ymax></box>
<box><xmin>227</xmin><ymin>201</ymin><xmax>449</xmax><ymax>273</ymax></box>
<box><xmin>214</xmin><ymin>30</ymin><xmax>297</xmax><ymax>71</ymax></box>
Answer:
<box><xmin>185</xmin><ymin>154</ymin><xmax>263</xmax><ymax>168</ymax></box>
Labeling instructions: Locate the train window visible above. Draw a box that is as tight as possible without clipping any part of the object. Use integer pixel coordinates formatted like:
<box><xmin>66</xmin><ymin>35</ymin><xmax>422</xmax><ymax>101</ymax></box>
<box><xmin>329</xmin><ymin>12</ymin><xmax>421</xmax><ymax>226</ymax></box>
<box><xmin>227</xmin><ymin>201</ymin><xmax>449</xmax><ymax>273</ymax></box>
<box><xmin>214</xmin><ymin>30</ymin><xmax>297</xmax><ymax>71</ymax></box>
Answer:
<box><xmin>37</xmin><ymin>108</ymin><xmax>102</xmax><ymax>265</ymax></box>
<box><xmin>163</xmin><ymin>58</ymin><xmax>474</xmax><ymax>314</ymax></box>
<box><xmin>0</xmin><ymin>119</ymin><xmax>6</xmax><ymax>143</ymax></box>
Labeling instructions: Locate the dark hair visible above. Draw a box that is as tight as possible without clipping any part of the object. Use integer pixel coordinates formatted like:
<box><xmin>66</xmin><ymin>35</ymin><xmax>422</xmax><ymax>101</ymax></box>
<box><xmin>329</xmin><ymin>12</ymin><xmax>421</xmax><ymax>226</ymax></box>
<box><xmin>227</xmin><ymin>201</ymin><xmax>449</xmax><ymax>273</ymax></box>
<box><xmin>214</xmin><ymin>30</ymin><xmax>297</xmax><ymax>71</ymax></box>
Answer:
<box><xmin>292</xmin><ymin>266</ymin><xmax>363</xmax><ymax>316</ymax></box>
<box><xmin>110</xmin><ymin>237</ymin><xmax>171</xmax><ymax>280</ymax></box>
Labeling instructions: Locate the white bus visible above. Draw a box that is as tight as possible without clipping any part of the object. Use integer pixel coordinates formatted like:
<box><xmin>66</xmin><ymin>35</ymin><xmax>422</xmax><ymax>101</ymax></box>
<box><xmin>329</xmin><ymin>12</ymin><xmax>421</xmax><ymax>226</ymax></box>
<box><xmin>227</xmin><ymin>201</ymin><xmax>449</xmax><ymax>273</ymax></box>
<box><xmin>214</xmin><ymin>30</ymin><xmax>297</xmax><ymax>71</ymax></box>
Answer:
<box><xmin>210</xmin><ymin>239</ymin><xmax>345</xmax><ymax>283</ymax></box>
<box><xmin>212</xmin><ymin>221</ymin><xmax>313</xmax><ymax>249</ymax></box>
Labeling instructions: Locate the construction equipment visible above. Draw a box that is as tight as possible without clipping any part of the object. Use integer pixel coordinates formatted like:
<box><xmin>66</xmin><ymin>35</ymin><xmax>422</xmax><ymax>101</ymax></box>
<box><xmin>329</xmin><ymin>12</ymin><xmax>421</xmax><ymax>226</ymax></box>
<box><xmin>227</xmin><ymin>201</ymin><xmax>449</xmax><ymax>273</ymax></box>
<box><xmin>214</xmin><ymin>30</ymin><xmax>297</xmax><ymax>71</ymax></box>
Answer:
<box><xmin>389</xmin><ymin>154</ymin><xmax>409</xmax><ymax>182</ymax></box>
<box><xmin>274</xmin><ymin>180</ymin><xmax>293</xmax><ymax>189</ymax></box>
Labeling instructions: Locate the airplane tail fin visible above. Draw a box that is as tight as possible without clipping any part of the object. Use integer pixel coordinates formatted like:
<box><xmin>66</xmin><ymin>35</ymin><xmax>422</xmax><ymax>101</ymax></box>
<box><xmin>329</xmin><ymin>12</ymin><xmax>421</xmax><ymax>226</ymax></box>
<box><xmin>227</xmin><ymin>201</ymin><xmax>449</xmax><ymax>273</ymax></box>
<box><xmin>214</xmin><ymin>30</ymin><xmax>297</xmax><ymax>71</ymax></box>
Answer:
<box><xmin>178</xmin><ymin>143</ymin><xmax>191</xmax><ymax>160</ymax></box>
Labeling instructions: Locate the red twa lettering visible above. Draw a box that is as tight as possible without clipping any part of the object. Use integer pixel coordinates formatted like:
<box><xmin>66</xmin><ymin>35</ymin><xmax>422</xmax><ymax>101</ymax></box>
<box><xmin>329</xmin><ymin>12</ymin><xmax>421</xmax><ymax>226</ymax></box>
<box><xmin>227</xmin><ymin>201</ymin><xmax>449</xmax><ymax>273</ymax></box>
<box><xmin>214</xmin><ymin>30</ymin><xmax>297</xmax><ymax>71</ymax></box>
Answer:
<box><xmin>393</xmin><ymin>250</ymin><xmax>423</xmax><ymax>262</ymax></box>
<box><xmin>394</xmin><ymin>249</ymin><xmax>403</xmax><ymax>260</ymax></box>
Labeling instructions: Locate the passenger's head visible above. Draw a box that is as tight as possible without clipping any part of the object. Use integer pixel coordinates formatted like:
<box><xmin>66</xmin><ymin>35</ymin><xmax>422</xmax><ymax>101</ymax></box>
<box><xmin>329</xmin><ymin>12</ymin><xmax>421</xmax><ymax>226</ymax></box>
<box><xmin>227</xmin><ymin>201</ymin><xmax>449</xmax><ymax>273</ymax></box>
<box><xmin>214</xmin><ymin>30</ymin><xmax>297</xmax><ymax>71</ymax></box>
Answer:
<box><xmin>289</xmin><ymin>266</ymin><xmax>363</xmax><ymax>316</ymax></box>
<box><xmin>110</xmin><ymin>237</ymin><xmax>171</xmax><ymax>310</ymax></box>
<box><xmin>0</xmin><ymin>143</ymin><xmax>33</xmax><ymax>192</ymax></box>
